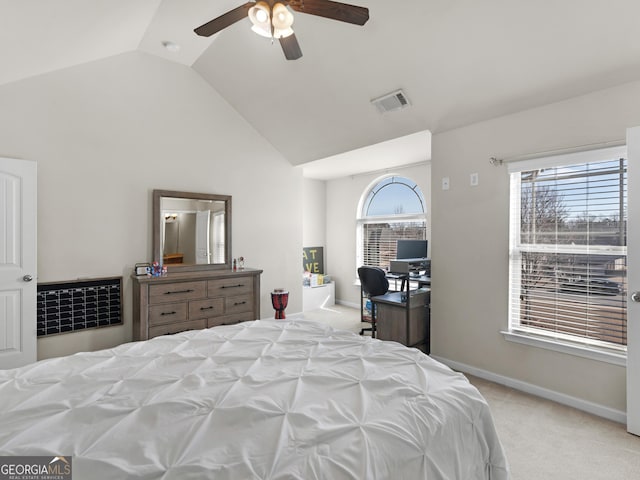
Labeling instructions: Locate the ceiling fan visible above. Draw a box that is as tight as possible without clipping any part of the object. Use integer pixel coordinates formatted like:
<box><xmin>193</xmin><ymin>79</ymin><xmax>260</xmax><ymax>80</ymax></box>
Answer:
<box><xmin>194</xmin><ymin>0</ymin><xmax>369</xmax><ymax>61</ymax></box>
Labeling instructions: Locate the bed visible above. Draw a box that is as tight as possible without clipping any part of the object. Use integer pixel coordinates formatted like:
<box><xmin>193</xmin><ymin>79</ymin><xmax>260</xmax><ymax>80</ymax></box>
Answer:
<box><xmin>0</xmin><ymin>319</ymin><xmax>509</xmax><ymax>479</ymax></box>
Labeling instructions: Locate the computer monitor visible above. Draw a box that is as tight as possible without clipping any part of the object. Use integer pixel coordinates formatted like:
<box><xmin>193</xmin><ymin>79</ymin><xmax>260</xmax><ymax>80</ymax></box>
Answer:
<box><xmin>396</xmin><ymin>239</ymin><xmax>428</xmax><ymax>260</ymax></box>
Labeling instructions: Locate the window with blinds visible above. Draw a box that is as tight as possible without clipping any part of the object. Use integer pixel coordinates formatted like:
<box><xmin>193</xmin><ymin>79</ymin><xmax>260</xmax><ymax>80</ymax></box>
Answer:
<box><xmin>362</xmin><ymin>221</ymin><xmax>426</xmax><ymax>269</ymax></box>
<box><xmin>357</xmin><ymin>176</ymin><xmax>426</xmax><ymax>271</ymax></box>
<box><xmin>508</xmin><ymin>146</ymin><xmax>627</xmax><ymax>352</ymax></box>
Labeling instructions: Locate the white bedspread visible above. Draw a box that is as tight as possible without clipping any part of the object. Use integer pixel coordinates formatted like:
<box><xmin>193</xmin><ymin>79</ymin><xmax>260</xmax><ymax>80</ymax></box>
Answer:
<box><xmin>0</xmin><ymin>320</ymin><xmax>509</xmax><ymax>479</ymax></box>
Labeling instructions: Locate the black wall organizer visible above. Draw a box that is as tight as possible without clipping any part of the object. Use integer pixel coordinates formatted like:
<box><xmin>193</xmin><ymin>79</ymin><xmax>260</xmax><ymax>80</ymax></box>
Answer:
<box><xmin>37</xmin><ymin>277</ymin><xmax>122</xmax><ymax>337</ymax></box>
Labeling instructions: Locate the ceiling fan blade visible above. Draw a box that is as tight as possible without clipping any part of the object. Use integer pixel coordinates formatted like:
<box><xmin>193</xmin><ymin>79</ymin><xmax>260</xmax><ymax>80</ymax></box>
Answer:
<box><xmin>287</xmin><ymin>0</ymin><xmax>369</xmax><ymax>26</ymax></box>
<box><xmin>194</xmin><ymin>2</ymin><xmax>255</xmax><ymax>37</ymax></box>
<box><xmin>280</xmin><ymin>33</ymin><xmax>303</xmax><ymax>60</ymax></box>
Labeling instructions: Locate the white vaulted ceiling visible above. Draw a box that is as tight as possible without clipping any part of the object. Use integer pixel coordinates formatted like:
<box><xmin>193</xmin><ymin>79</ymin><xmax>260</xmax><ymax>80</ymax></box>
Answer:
<box><xmin>3</xmin><ymin>1</ymin><xmax>640</xmax><ymax>174</ymax></box>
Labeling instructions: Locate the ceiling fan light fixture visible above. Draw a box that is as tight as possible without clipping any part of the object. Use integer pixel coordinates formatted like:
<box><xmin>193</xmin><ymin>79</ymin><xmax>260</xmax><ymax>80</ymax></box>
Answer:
<box><xmin>255</xmin><ymin>9</ymin><xmax>268</xmax><ymax>23</ymax></box>
<box><xmin>273</xmin><ymin>27</ymin><xmax>294</xmax><ymax>39</ymax></box>
<box><xmin>249</xmin><ymin>1</ymin><xmax>272</xmax><ymax>37</ymax></box>
<box><xmin>251</xmin><ymin>24</ymin><xmax>272</xmax><ymax>38</ymax></box>
<box><xmin>272</xmin><ymin>3</ymin><xmax>294</xmax><ymax>30</ymax></box>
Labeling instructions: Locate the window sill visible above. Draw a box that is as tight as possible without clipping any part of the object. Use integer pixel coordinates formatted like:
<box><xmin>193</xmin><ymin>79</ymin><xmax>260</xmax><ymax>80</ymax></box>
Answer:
<box><xmin>501</xmin><ymin>330</ymin><xmax>626</xmax><ymax>367</ymax></box>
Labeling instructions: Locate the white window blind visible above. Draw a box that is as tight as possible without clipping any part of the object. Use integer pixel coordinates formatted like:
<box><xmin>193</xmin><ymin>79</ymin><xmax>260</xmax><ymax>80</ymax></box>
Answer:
<box><xmin>508</xmin><ymin>146</ymin><xmax>627</xmax><ymax>352</ymax></box>
<box><xmin>362</xmin><ymin>221</ymin><xmax>426</xmax><ymax>270</ymax></box>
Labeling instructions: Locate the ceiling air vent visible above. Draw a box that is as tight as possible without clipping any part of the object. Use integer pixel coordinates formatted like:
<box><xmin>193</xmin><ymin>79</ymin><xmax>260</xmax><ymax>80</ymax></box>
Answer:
<box><xmin>371</xmin><ymin>89</ymin><xmax>411</xmax><ymax>113</ymax></box>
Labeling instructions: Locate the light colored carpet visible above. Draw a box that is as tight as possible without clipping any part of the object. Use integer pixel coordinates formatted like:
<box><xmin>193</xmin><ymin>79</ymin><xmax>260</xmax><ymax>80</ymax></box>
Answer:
<box><xmin>301</xmin><ymin>304</ymin><xmax>640</xmax><ymax>479</ymax></box>
<box><xmin>471</xmin><ymin>375</ymin><xmax>640</xmax><ymax>479</ymax></box>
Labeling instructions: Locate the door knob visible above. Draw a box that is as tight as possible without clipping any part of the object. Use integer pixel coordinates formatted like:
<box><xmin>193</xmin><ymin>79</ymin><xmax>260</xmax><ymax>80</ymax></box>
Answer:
<box><xmin>632</xmin><ymin>291</ymin><xmax>640</xmax><ymax>303</ymax></box>
<box><xmin>23</xmin><ymin>274</ymin><xmax>33</xmax><ymax>282</ymax></box>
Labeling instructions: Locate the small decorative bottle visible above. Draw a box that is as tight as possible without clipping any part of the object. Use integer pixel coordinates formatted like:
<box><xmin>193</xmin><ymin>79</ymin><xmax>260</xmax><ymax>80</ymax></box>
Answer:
<box><xmin>233</xmin><ymin>258</ymin><xmax>237</xmax><ymax>271</ymax></box>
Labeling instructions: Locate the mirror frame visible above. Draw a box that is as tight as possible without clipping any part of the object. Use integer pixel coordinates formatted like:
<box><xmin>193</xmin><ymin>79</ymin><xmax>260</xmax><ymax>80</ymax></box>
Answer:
<box><xmin>153</xmin><ymin>189</ymin><xmax>232</xmax><ymax>272</ymax></box>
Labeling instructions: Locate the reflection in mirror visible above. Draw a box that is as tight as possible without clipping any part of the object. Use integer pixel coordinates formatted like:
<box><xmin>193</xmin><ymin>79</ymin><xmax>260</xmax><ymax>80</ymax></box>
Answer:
<box><xmin>153</xmin><ymin>190</ymin><xmax>232</xmax><ymax>272</ymax></box>
<box><xmin>161</xmin><ymin>197</ymin><xmax>226</xmax><ymax>265</ymax></box>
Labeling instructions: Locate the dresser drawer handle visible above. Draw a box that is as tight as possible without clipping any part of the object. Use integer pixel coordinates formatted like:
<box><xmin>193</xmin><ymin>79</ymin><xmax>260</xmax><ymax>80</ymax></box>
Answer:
<box><xmin>160</xmin><ymin>311</ymin><xmax>177</xmax><ymax>316</ymax></box>
<box><xmin>167</xmin><ymin>329</ymin><xmax>188</xmax><ymax>335</ymax></box>
<box><xmin>222</xmin><ymin>284</ymin><xmax>245</xmax><ymax>289</ymax></box>
<box><xmin>233</xmin><ymin>301</ymin><xmax>247</xmax><ymax>306</ymax></box>
<box><xmin>164</xmin><ymin>289</ymin><xmax>195</xmax><ymax>295</ymax></box>
<box><xmin>200</xmin><ymin>306</ymin><xmax>214</xmax><ymax>311</ymax></box>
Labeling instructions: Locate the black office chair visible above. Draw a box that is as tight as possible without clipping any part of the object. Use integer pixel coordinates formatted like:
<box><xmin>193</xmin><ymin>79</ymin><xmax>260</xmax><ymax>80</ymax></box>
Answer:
<box><xmin>358</xmin><ymin>266</ymin><xmax>389</xmax><ymax>338</ymax></box>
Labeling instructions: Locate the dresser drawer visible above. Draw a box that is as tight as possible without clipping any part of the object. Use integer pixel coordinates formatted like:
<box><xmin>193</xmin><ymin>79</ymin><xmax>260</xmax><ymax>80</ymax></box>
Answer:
<box><xmin>149</xmin><ymin>302</ymin><xmax>188</xmax><ymax>326</ymax></box>
<box><xmin>149</xmin><ymin>319</ymin><xmax>206</xmax><ymax>338</ymax></box>
<box><xmin>149</xmin><ymin>281</ymin><xmax>206</xmax><ymax>304</ymax></box>
<box><xmin>208</xmin><ymin>278</ymin><xmax>254</xmax><ymax>297</ymax></box>
<box><xmin>225</xmin><ymin>294</ymin><xmax>253</xmax><ymax>315</ymax></box>
<box><xmin>189</xmin><ymin>298</ymin><xmax>224</xmax><ymax>320</ymax></box>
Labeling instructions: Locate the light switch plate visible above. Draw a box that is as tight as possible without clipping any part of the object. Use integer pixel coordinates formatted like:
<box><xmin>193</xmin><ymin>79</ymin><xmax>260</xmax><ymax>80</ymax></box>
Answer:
<box><xmin>470</xmin><ymin>173</ymin><xmax>479</xmax><ymax>186</ymax></box>
<box><xmin>442</xmin><ymin>177</ymin><xmax>450</xmax><ymax>190</ymax></box>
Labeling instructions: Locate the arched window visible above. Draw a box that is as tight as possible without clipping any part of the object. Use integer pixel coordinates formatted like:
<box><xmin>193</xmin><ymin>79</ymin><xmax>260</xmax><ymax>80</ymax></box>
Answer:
<box><xmin>357</xmin><ymin>175</ymin><xmax>427</xmax><ymax>270</ymax></box>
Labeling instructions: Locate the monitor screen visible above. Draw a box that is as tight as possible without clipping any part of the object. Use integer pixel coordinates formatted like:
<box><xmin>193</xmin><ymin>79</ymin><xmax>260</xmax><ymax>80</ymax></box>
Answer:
<box><xmin>396</xmin><ymin>239</ymin><xmax>428</xmax><ymax>259</ymax></box>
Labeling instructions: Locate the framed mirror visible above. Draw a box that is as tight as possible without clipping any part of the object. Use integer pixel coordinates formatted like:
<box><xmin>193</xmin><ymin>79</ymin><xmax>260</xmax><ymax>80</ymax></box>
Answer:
<box><xmin>153</xmin><ymin>190</ymin><xmax>232</xmax><ymax>272</ymax></box>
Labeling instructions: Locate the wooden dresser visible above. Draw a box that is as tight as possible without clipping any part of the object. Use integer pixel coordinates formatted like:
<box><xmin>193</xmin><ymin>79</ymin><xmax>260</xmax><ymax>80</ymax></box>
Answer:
<box><xmin>132</xmin><ymin>268</ymin><xmax>262</xmax><ymax>341</ymax></box>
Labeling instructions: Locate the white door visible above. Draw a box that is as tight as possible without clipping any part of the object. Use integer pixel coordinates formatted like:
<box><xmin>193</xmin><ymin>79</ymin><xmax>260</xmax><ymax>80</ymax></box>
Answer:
<box><xmin>627</xmin><ymin>127</ymin><xmax>640</xmax><ymax>435</ymax></box>
<box><xmin>0</xmin><ymin>157</ymin><xmax>37</xmax><ymax>369</ymax></box>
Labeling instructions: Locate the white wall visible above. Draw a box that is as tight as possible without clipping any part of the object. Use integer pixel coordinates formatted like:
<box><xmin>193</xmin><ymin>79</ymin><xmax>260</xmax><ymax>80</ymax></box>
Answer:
<box><xmin>431</xmin><ymin>80</ymin><xmax>640</xmax><ymax>413</ymax></box>
<box><xmin>326</xmin><ymin>163</ymin><xmax>431</xmax><ymax>306</ymax></box>
<box><xmin>302</xmin><ymin>178</ymin><xmax>326</xmax><ymax>248</ymax></box>
<box><xmin>0</xmin><ymin>51</ymin><xmax>303</xmax><ymax>360</ymax></box>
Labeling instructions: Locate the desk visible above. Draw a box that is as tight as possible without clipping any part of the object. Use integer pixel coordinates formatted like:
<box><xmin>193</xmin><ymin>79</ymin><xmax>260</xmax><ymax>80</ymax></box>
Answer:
<box><xmin>386</xmin><ymin>273</ymin><xmax>430</xmax><ymax>291</ymax></box>
<box><xmin>372</xmin><ymin>288</ymin><xmax>430</xmax><ymax>353</ymax></box>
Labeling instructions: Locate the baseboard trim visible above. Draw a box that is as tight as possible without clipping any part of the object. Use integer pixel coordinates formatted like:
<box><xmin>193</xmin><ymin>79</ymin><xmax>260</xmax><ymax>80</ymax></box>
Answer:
<box><xmin>431</xmin><ymin>355</ymin><xmax>627</xmax><ymax>425</ymax></box>
<box><xmin>336</xmin><ymin>299</ymin><xmax>360</xmax><ymax>310</ymax></box>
